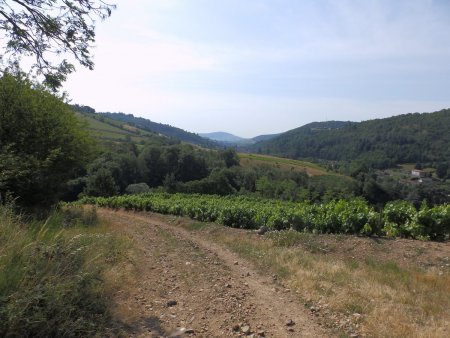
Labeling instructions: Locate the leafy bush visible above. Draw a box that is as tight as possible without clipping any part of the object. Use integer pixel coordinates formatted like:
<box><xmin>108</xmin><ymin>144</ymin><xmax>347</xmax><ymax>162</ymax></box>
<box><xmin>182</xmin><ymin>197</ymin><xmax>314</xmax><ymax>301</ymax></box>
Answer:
<box><xmin>125</xmin><ymin>183</ymin><xmax>150</xmax><ymax>195</ymax></box>
<box><xmin>79</xmin><ymin>193</ymin><xmax>449</xmax><ymax>240</ymax></box>
<box><xmin>382</xmin><ymin>201</ymin><xmax>423</xmax><ymax>238</ymax></box>
<box><xmin>416</xmin><ymin>203</ymin><xmax>450</xmax><ymax>240</ymax></box>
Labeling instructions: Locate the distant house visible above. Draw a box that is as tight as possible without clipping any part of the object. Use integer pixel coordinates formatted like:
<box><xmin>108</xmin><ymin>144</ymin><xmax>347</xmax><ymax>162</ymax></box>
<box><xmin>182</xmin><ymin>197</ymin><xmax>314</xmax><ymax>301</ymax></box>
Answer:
<box><xmin>411</xmin><ymin>169</ymin><xmax>431</xmax><ymax>178</ymax></box>
<box><xmin>411</xmin><ymin>169</ymin><xmax>425</xmax><ymax>178</ymax></box>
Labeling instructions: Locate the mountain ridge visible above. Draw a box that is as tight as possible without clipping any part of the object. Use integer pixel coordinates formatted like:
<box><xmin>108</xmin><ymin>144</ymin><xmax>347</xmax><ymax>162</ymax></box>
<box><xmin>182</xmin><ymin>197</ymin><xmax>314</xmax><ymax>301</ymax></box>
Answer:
<box><xmin>251</xmin><ymin>110</ymin><xmax>450</xmax><ymax>169</ymax></box>
<box><xmin>200</xmin><ymin>131</ymin><xmax>281</xmax><ymax>146</ymax></box>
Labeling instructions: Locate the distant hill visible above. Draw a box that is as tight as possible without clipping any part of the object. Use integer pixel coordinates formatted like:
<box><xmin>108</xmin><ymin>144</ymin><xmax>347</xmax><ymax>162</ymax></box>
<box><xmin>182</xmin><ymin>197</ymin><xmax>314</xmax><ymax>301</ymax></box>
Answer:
<box><xmin>251</xmin><ymin>133</ymin><xmax>280</xmax><ymax>143</ymax></box>
<box><xmin>200</xmin><ymin>131</ymin><xmax>281</xmax><ymax>146</ymax></box>
<box><xmin>199</xmin><ymin>132</ymin><xmax>247</xmax><ymax>143</ymax></box>
<box><xmin>252</xmin><ymin>110</ymin><xmax>450</xmax><ymax>168</ymax></box>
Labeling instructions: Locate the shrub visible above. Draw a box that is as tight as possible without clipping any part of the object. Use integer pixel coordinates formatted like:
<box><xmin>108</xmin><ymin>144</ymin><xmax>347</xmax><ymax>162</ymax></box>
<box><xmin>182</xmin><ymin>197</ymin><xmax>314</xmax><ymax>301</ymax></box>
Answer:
<box><xmin>382</xmin><ymin>201</ymin><xmax>422</xmax><ymax>238</ymax></box>
<box><xmin>125</xmin><ymin>183</ymin><xmax>150</xmax><ymax>195</ymax></box>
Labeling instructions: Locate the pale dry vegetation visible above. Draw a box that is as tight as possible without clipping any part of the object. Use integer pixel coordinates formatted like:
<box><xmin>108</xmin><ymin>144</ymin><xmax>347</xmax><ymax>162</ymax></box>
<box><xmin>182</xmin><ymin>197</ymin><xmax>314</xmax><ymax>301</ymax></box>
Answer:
<box><xmin>181</xmin><ymin>223</ymin><xmax>450</xmax><ymax>337</ymax></box>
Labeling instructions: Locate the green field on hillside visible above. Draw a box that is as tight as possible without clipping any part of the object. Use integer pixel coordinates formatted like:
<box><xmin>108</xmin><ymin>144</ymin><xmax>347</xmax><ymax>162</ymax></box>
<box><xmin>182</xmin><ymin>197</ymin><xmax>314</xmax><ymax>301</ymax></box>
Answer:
<box><xmin>76</xmin><ymin>112</ymin><xmax>165</xmax><ymax>145</ymax></box>
<box><xmin>239</xmin><ymin>153</ymin><xmax>331</xmax><ymax>176</ymax></box>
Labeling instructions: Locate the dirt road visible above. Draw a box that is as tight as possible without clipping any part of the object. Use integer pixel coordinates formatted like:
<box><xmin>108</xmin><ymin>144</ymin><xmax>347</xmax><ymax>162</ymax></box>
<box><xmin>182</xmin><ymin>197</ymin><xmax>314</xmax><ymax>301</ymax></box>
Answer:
<box><xmin>100</xmin><ymin>209</ymin><xmax>330</xmax><ymax>338</ymax></box>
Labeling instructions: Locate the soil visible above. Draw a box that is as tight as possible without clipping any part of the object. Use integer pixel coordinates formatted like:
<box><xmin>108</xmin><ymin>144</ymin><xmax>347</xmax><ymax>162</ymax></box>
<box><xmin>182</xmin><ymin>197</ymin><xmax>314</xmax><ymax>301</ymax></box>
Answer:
<box><xmin>287</xmin><ymin>232</ymin><xmax>450</xmax><ymax>273</ymax></box>
<box><xmin>100</xmin><ymin>208</ymin><xmax>450</xmax><ymax>337</ymax></box>
<box><xmin>100</xmin><ymin>209</ymin><xmax>330</xmax><ymax>338</ymax></box>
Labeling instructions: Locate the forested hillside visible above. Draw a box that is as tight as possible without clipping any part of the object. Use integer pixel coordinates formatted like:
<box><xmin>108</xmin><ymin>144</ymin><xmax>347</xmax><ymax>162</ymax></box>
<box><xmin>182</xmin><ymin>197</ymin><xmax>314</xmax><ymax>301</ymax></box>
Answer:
<box><xmin>253</xmin><ymin>110</ymin><xmax>450</xmax><ymax>169</ymax></box>
<box><xmin>100</xmin><ymin>112</ymin><xmax>217</xmax><ymax>148</ymax></box>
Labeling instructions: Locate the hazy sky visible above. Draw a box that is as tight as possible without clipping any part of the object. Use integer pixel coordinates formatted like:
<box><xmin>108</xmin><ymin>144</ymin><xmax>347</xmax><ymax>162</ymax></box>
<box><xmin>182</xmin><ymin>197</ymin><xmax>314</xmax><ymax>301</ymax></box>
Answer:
<box><xmin>64</xmin><ymin>0</ymin><xmax>450</xmax><ymax>137</ymax></box>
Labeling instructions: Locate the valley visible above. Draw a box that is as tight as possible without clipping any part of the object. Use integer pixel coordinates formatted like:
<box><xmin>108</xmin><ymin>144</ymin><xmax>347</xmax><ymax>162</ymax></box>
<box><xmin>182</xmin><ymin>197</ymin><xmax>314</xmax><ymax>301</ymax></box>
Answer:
<box><xmin>1</xmin><ymin>2</ymin><xmax>450</xmax><ymax>338</ymax></box>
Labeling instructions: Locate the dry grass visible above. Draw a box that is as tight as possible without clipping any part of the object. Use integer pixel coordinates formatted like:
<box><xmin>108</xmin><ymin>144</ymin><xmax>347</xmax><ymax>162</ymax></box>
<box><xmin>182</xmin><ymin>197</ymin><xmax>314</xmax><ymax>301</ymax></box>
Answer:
<box><xmin>186</xmin><ymin>225</ymin><xmax>450</xmax><ymax>338</ymax></box>
<box><xmin>0</xmin><ymin>205</ymin><xmax>131</xmax><ymax>337</ymax></box>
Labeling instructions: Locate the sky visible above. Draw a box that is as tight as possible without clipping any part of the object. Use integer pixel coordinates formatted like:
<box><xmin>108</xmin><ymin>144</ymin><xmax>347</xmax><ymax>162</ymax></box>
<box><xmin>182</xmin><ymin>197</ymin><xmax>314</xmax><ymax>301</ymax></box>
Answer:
<box><xmin>64</xmin><ymin>0</ymin><xmax>450</xmax><ymax>138</ymax></box>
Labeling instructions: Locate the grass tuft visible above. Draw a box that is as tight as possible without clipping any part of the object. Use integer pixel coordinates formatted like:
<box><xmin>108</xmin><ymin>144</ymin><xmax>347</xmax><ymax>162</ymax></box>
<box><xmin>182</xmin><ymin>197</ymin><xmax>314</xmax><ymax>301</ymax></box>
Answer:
<box><xmin>0</xmin><ymin>204</ymin><xmax>121</xmax><ymax>337</ymax></box>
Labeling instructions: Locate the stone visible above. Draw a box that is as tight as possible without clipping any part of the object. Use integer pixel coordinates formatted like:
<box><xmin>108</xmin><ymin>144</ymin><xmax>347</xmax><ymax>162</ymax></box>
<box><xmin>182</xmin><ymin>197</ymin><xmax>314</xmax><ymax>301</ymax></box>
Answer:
<box><xmin>241</xmin><ymin>325</ymin><xmax>251</xmax><ymax>334</ymax></box>
<box><xmin>285</xmin><ymin>319</ymin><xmax>295</xmax><ymax>326</ymax></box>
<box><xmin>167</xmin><ymin>300</ymin><xmax>177</xmax><ymax>307</ymax></box>
<box><xmin>170</xmin><ymin>327</ymin><xmax>194</xmax><ymax>336</ymax></box>
<box><xmin>257</xmin><ymin>226</ymin><xmax>269</xmax><ymax>235</ymax></box>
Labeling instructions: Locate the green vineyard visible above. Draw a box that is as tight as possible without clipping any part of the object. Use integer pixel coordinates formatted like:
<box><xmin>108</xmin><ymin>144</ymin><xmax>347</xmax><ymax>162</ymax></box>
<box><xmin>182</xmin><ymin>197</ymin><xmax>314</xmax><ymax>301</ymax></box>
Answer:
<box><xmin>80</xmin><ymin>194</ymin><xmax>450</xmax><ymax>240</ymax></box>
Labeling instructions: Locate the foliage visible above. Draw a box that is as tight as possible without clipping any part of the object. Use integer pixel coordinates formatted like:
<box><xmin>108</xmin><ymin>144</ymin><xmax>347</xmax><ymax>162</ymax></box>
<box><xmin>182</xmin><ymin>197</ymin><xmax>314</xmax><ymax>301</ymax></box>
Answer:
<box><xmin>382</xmin><ymin>201</ymin><xmax>422</xmax><ymax>238</ymax></box>
<box><xmin>0</xmin><ymin>0</ymin><xmax>115</xmax><ymax>90</ymax></box>
<box><xmin>125</xmin><ymin>183</ymin><xmax>150</xmax><ymax>195</ymax></box>
<box><xmin>78</xmin><ymin>193</ymin><xmax>443</xmax><ymax>240</ymax></box>
<box><xmin>181</xmin><ymin>169</ymin><xmax>237</xmax><ymax>196</ymax></box>
<box><xmin>436</xmin><ymin>162</ymin><xmax>449</xmax><ymax>179</ymax></box>
<box><xmin>80</xmin><ymin>193</ymin><xmax>449</xmax><ymax>240</ymax></box>
<box><xmin>78</xmin><ymin>144</ymin><xmax>238</xmax><ymax>198</ymax></box>
<box><xmin>84</xmin><ymin>168</ymin><xmax>118</xmax><ymax>197</ymax></box>
<box><xmin>0</xmin><ymin>204</ymin><xmax>117</xmax><ymax>337</ymax></box>
<box><xmin>0</xmin><ymin>74</ymin><xmax>93</xmax><ymax>207</ymax></box>
<box><xmin>220</xmin><ymin>148</ymin><xmax>240</xmax><ymax>168</ymax></box>
<box><xmin>254</xmin><ymin>110</ymin><xmax>450</xmax><ymax>170</ymax></box>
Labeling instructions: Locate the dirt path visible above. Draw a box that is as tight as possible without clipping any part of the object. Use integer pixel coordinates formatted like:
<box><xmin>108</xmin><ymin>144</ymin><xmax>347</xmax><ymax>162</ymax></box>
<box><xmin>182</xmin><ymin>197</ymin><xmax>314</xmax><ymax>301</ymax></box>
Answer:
<box><xmin>100</xmin><ymin>209</ymin><xmax>330</xmax><ymax>338</ymax></box>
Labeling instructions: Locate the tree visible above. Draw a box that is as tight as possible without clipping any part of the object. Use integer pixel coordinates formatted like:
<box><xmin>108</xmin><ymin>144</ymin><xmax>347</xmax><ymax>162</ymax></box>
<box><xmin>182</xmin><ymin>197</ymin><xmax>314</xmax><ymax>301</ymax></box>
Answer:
<box><xmin>125</xmin><ymin>182</ymin><xmax>150</xmax><ymax>195</ymax></box>
<box><xmin>84</xmin><ymin>168</ymin><xmax>118</xmax><ymax>197</ymax></box>
<box><xmin>220</xmin><ymin>148</ymin><xmax>240</xmax><ymax>168</ymax></box>
<box><xmin>0</xmin><ymin>0</ymin><xmax>115</xmax><ymax>90</ymax></box>
<box><xmin>138</xmin><ymin>146</ymin><xmax>164</xmax><ymax>187</ymax></box>
<box><xmin>0</xmin><ymin>73</ymin><xmax>93</xmax><ymax>206</ymax></box>
<box><xmin>436</xmin><ymin>163</ymin><xmax>449</xmax><ymax>179</ymax></box>
<box><xmin>176</xmin><ymin>151</ymin><xmax>208</xmax><ymax>182</ymax></box>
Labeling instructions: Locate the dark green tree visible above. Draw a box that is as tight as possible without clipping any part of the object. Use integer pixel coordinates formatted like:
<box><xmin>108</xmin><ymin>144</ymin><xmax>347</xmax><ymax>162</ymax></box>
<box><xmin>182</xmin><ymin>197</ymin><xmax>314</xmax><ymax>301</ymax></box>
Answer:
<box><xmin>436</xmin><ymin>163</ymin><xmax>448</xmax><ymax>179</ymax></box>
<box><xmin>0</xmin><ymin>0</ymin><xmax>115</xmax><ymax>90</ymax></box>
<box><xmin>220</xmin><ymin>148</ymin><xmax>240</xmax><ymax>168</ymax></box>
<box><xmin>0</xmin><ymin>74</ymin><xmax>93</xmax><ymax>206</ymax></box>
<box><xmin>176</xmin><ymin>151</ymin><xmax>208</xmax><ymax>182</ymax></box>
<box><xmin>84</xmin><ymin>168</ymin><xmax>118</xmax><ymax>197</ymax></box>
<box><xmin>125</xmin><ymin>182</ymin><xmax>150</xmax><ymax>195</ymax></box>
<box><xmin>138</xmin><ymin>146</ymin><xmax>164</xmax><ymax>187</ymax></box>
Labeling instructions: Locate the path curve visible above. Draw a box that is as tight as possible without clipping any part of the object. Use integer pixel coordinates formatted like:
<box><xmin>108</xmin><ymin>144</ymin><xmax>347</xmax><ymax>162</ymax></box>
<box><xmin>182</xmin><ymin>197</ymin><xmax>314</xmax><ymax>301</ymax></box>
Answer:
<box><xmin>100</xmin><ymin>209</ymin><xmax>330</xmax><ymax>338</ymax></box>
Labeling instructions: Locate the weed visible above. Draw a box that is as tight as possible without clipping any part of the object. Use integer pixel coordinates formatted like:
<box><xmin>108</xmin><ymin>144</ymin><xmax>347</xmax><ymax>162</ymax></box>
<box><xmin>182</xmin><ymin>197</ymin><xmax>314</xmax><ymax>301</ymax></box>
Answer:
<box><xmin>346</xmin><ymin>259</ymin><xmax>359</xmax><ymax>270</ymax></box>
<box><xmin>0</xmin><ymin>204</ymin><xmax>119</xmax><ymax>337</ymax></box>
<box><xmin>266</xmin><ymin>229</ymin><xmax>304</xmax><ymax>247</ymax></box>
